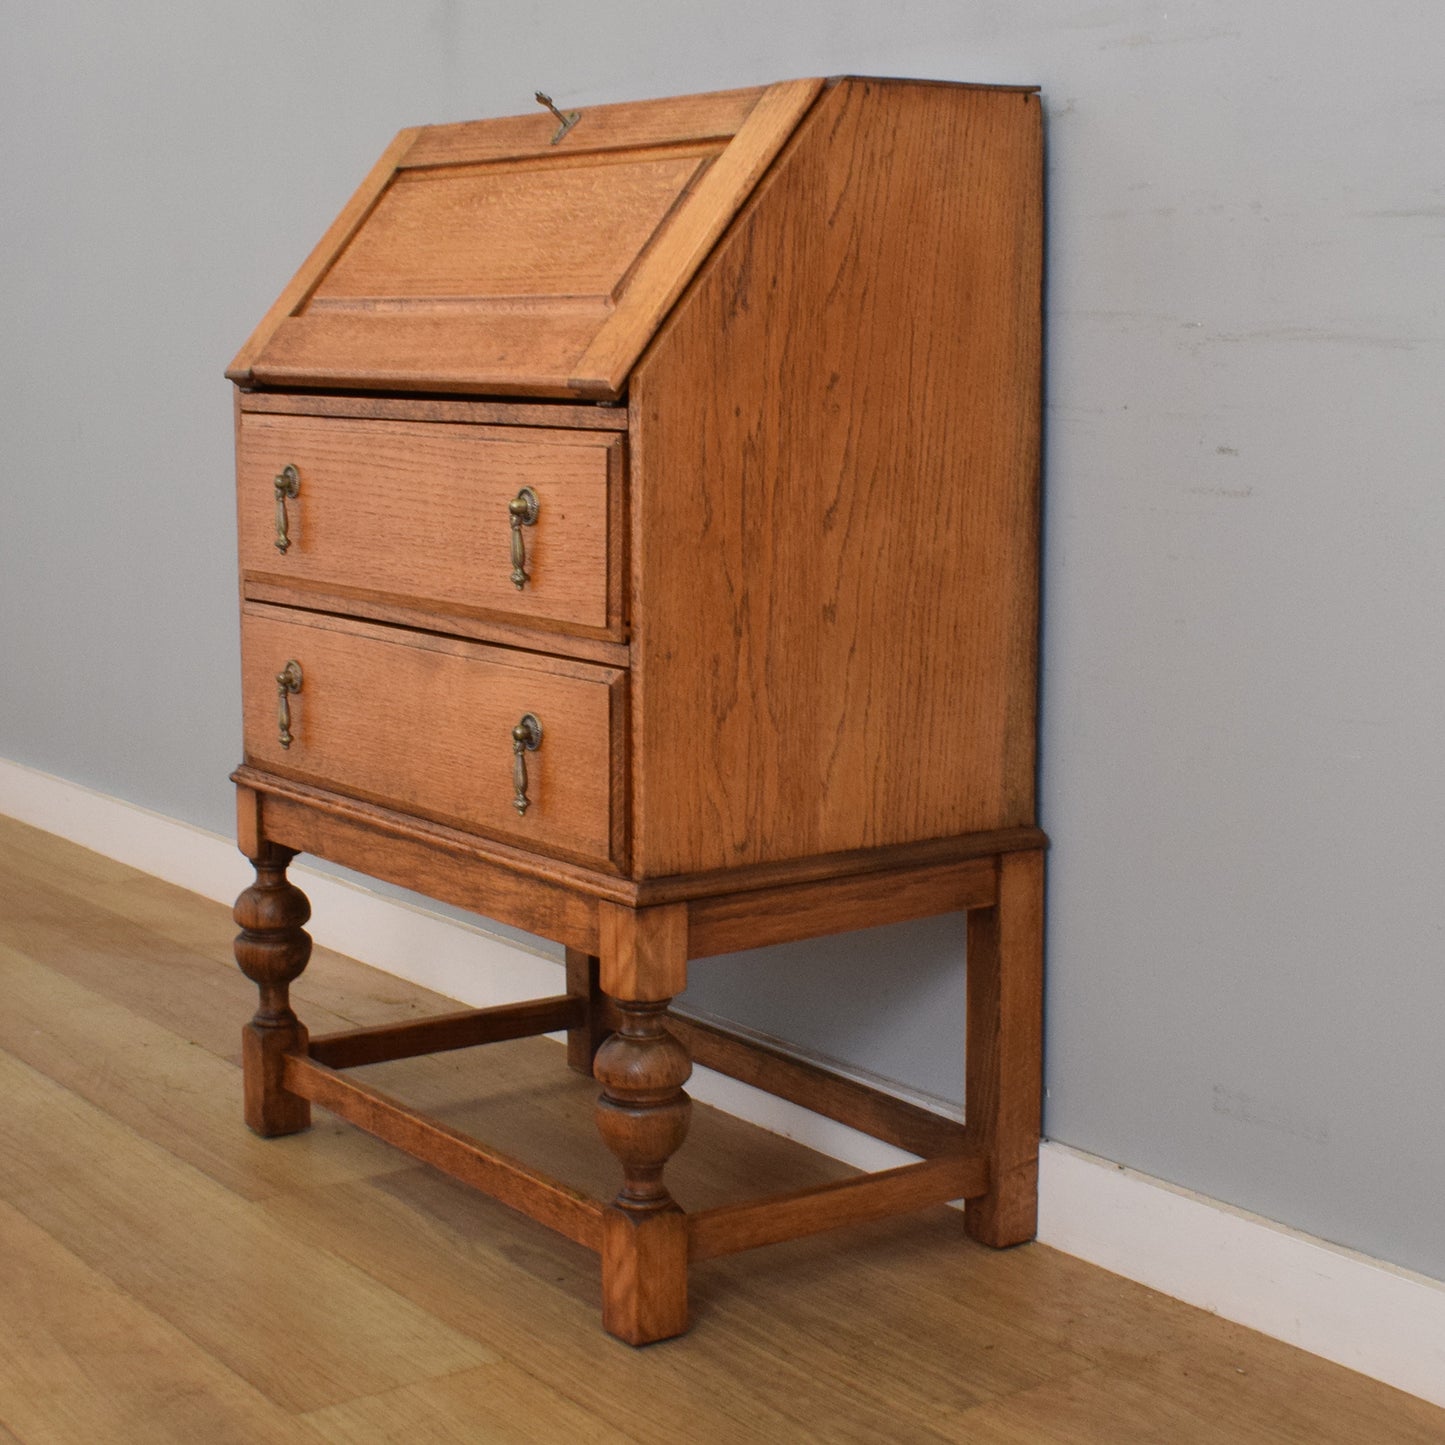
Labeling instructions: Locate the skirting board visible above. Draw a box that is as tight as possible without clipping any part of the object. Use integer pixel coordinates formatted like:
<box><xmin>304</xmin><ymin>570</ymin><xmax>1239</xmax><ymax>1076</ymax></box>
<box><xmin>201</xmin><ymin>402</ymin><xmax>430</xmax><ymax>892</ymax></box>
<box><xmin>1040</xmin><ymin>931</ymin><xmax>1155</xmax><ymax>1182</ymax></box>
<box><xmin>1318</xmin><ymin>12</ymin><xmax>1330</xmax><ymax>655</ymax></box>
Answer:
<box><xmin>3</xmin><ymin>754</ymin><xmax>1442</xmax><ymax>1409</ymax></box>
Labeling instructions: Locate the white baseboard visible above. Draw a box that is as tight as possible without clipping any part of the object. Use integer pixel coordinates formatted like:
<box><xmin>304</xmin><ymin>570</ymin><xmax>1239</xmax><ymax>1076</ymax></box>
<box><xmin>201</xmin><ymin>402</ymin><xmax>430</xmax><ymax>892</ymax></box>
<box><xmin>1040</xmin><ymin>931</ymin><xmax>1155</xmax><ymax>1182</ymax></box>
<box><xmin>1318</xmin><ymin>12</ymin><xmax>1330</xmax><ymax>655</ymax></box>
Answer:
<box><xmin>1039</xmin><ymin>1144</ymin><xmax>1445</xmax><ymax>1408</ymax></box>
<box><xmin>3</xmin><ymin>754</ymin><xmax>1442</xmax><ymax>1410</ymax></box>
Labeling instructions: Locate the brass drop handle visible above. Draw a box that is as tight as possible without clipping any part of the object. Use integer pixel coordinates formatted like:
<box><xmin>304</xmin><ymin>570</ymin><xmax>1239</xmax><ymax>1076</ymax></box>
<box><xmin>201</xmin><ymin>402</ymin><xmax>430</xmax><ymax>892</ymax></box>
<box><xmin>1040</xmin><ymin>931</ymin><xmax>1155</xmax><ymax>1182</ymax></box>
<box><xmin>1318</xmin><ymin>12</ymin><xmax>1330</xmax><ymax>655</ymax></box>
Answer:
<box><xmin>276</xmin><ymin>661</ymin><xmax>303</xmax><ymax>749</ymax></box>
<box><xmin>273</xmin><ymin>465</ymin><xmax>300</xmax><ymax>553</ymax></box>
<box><xmin>535</xmin><ymin>91</ymin><xmax>581</xmax><ymax>145</ymax></box>
<box><xmin>509</xmin><ymin>487</ymin><xmax>539</xmax><ymax>589</ymax></box>
<box><xmin>512</xmin><ymin>714</ymin><xmax>542</xmax><ymax>815</ymax></box>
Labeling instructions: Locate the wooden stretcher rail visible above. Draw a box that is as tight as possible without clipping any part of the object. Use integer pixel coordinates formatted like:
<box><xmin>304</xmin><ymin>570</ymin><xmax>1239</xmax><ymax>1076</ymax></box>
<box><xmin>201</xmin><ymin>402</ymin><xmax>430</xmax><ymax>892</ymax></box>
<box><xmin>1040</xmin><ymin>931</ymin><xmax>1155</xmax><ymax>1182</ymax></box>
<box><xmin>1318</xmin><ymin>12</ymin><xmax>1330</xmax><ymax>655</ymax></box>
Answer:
<box><xmin>685</xmin><ymin>855</ymin><xmax>1000</xmax><ymax>958</ymax></box>
<box><xmin>307</xmin><ymin>996</ymin><xmax>584</xmax><ymax>1069</ymax></box>
<box><xmin>665</xmin><ymin>1013</ymin><xmax>971</xmax><ymax>1159</ymax></box>
<box><xmin>281</xmin><ymin>1054</ymin><xmax>604</xmax><ymax>1251</ymax></box>
<box><xmin>688</xmin><ymin>1154</ymin><xmax>988</xmax><ymax>1261</ymax></box>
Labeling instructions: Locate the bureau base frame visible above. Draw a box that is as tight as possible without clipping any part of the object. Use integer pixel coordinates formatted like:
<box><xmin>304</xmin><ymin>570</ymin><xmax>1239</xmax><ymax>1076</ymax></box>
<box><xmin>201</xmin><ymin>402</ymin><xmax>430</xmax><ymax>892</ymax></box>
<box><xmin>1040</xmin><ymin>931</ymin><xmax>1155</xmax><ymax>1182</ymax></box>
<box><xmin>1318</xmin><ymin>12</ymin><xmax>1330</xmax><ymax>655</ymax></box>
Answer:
<box><xmin>231</xmin><ymin>782</ymin><xmax>1045</xmax><ymax>1345</ymax></box>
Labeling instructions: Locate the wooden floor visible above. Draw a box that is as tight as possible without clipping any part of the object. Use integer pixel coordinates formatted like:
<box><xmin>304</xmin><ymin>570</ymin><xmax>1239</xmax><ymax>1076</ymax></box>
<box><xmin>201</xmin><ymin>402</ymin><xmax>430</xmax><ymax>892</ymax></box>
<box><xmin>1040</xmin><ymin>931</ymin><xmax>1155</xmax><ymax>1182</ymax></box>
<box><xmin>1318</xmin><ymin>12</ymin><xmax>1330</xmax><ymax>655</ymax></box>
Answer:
<box><xmin>0</xmin><ymin>815</ymin><xmax>1441</xmax><ymax>1444</ymax></box>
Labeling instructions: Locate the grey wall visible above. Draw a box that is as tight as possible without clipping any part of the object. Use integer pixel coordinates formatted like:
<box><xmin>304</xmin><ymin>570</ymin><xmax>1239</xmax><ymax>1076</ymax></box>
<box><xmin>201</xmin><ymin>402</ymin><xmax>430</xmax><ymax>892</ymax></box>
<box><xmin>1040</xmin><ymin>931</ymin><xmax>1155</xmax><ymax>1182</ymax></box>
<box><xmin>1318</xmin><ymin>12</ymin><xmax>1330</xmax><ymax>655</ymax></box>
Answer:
<box><xmin>3</xmin><ymin>3</ymin><xmax>1442</xmax><ymax>1281</ymax></box>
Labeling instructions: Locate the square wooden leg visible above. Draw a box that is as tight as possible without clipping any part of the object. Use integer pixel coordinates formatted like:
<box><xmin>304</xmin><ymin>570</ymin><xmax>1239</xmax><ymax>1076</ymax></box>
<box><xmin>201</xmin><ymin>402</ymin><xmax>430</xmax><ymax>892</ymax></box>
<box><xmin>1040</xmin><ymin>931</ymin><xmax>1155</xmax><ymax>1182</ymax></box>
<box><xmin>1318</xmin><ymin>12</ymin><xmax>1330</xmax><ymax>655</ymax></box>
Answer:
<box><xmin>241</xmin><ymin>1018</ymin><xmax>311</xmax><ymax>1137</ymax></box>
<box><xmin>965</xmin><ymin>848</ymin><xmax>1044</xmax><ymax>1247</ymax></box>
<box><xmin>601</xmin><ymin>1207</ymin><xmax>689</xmax><ymax>1344</ymax></box>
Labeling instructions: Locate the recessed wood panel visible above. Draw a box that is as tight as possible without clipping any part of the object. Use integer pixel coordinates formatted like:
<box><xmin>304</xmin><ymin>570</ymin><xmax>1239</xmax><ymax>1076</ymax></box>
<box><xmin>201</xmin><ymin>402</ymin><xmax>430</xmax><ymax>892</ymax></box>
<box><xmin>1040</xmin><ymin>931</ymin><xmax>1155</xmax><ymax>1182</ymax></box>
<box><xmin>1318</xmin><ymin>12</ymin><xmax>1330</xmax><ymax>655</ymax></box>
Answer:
<box><xmin>310</xmin><ymin>153</ymin><xmax>712</xmax><ymax>309</ymax></box>
<box><xmin>237</xmin><ymin>414</ymin><xmax>617</xmax><ymax>632</ymax></box>
<box><xmin>241</xmin><ymin>606</ymin><xmax>622</xmax><ymax>867</ymax></box>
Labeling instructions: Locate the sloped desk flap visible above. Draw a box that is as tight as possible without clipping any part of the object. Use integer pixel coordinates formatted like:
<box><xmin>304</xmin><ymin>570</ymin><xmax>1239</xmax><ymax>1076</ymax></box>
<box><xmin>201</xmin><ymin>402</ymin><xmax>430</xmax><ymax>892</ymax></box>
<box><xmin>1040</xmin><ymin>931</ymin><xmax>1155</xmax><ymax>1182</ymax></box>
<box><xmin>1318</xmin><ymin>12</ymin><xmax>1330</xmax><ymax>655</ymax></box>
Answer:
<box><xmin>229</xmin><ymin>80</ymin><xmax>823</xmax><ymax>400</ymax></box>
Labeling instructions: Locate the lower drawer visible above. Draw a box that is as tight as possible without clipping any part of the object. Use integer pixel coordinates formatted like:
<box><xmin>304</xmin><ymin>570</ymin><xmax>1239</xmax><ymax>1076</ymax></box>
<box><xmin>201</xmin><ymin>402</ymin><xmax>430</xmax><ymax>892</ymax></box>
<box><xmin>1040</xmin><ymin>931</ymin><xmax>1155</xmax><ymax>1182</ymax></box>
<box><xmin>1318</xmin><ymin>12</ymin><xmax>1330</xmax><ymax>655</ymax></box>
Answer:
<box><xmin>241</xmin><ymin>605</ymin><xmax>625</xmax><ymax>868</ymax></box>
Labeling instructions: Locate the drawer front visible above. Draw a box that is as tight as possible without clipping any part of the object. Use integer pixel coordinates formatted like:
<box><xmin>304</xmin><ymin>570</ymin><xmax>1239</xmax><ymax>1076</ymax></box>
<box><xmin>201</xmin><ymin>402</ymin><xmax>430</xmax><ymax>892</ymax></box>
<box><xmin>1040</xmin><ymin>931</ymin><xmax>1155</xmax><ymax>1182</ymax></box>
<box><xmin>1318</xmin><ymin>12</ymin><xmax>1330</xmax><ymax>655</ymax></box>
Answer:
<box><xmin>238</xmin><ymin>414</ymin><xmax>620</xmax><ymax>631</ymax></box>
<box><xmin>241</xmin><ymin>606</ymin><xmax>623</xmax><ymax>867</ymax></box>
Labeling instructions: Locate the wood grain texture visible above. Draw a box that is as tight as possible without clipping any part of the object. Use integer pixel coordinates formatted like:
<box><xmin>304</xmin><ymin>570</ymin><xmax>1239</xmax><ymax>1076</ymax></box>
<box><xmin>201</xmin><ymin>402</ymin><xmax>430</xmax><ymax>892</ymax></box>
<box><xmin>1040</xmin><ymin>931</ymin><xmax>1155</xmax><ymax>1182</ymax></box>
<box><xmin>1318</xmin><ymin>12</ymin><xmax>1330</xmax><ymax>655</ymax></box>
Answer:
<box><xmin>603</xmin><ymin>435</ymin><xmax>628</xmax><ymax>649</ymax></box>
<box><xmin>0</xmin><ymin>817</ymin><xmax>454</xmax><ymax>1071</ymax></box>
<box><xmin>0</xmin><ymin>1199</ymin><xmax>328</xmax><ymax>1445</ymax></box>
<box><xmin>600</xmin><ymin>1206</ymin><xmax>689</xmax><ymax>1345</ymax></box>
<box><xmin>0</xmin><ymin>1051</ymin><xmax>489</xmax><ymax>1414</ymax></box>
<box><xmin>686</xmin><ymin>854</ymin><xmax>998</xmax><ymax>957</ymax></box>
<box><xmin>309</xmin><ymin>152</ymin><xmax>710</xmax><ymax>307</ymax></box>
<box><xmin>597</xmin><ymin>900</ymin><xmax>688</xmax><ymax>999</ymax></box>
<box><xmin>240</xmin><ymin>582</ymin><xmax>631</xmax><ymax>663</ymax></box>
<box><xmin>300</xmin><ymin>1361</ymin><xmax>639</xmax><ymax>1445</ymax></box>
<box><xmin>220</xmin><ymin>76</ymin><xmax>1049</xmax><ymax>1347</ymax></box>
<box><xmin>244</xmin><ymin>311</ymin><xmax>616</xmax><ymax>398</ymax></box>
<box><xmin>233</xmin><ymin>844</ymin><xmax>312</xmax><ymax>1137</ymax></box>
<box><xmin>0</xmin><ymin>939</ymin><xmax>395</xmax><ymax>1204</ymax></box>
<box><xmin>8</xmin><ymin>817</ymin><xmax>1445</xmax><ymax>1442</ymax></box>
<box><xmin>238</xmin><ymin>414</ymin><xmax>619</xmax><ymax>632</ymax></box>
<box><xmin>243</xmin><ymin>769</ymin><xmax>1043</xmax><ymax>910</ymax></box>
<box><xmin>629</xmin><ymin>78</ymin><xmax>1043</xmax><ymax>874</ymax></box>
<box><xmin>965</xmin><ymin>848</ymin><xmax>1045</xmax><ymax>1247</ymax></box>
<box><xmin>238</xmin><ymin>83</ymin><xmax>821</xmax><ymax>398</ymax></box>
<box><xmin>240</xmin><ymin>604</ymin><xmax>622</xmax><ymax>867</ymax></box>
<box><xmin>565</xmin><ymin>948</ymin><xmax>608</xmax><ymax>1074</ymax></box>
<box><xmin>953</xmin><ymin>1326</ymin><xmax>1445</xmax><ymax>1445</ymax></box>
<box><xmin>307</xmin><ymin>996</ymin><xmax>584</xmax><ymax>1069</ymax></box>
<box><xmin>241</xmin><ymin>770</ymin><xmax>621</xmax><ymax>937</ymax></box>
<box><xmin>573</xmin><ymin>77</ymin><xmax>825</xmax><ymax>391</ymax></box>
<box><xmin>591</xmin><ymin>908</ymin><xmax>693</xmax><ymax>1341</ymax></box>
<box><xmin>236</xmin><ymin>781</ymin><xmax>263</xmax><ymax>857</ymax></box>
<box><xmin>689</xmin><ymin>1155</ymin><xmax>987</xmax><ymax>1261</ymax></box>
<box><xmin>279</xmin><ymin>1168</ymin><xmax>1203</xmax><ymax>1443</ymax></box>
<box><xmin>400</xmin><ymin>85</ymin><xmax>769</xmax><ymax>168</ymax></box>
<box><xmin>239</xmin><ymin>389</ymin><xmax>627</xmax><ymax>431</ymax></box>
<box><xmin>631</xmin><ymin>824</ymin><xmax>1047</xmax><ymax>905</ymax></box>
<box><xmin>282</xmin><ymin>1055</ymin><xmax>605</xmax><ymax>1250</ymax></box>
<box><xmin>592</xmin><ymin>992</ymin><xmax>693</xmax><ymax>1223</ymax></box>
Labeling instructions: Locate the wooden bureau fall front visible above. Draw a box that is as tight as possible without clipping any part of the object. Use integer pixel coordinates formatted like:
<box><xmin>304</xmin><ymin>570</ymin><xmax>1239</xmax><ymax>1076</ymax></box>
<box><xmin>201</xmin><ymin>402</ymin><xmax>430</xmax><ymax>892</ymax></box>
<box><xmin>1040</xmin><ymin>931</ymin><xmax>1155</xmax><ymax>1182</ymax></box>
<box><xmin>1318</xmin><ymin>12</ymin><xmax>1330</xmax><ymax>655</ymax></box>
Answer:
<box><xmin>227</xmin><ymin>76</ymin><xmax>1045</xmax><ymax>1344</ymax></box>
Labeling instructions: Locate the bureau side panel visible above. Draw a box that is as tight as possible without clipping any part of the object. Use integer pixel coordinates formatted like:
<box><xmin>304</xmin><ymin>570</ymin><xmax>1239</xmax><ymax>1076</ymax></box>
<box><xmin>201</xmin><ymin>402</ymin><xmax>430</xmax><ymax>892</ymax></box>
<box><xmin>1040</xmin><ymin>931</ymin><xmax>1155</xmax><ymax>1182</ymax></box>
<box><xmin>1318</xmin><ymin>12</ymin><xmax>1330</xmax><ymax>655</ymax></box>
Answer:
<box><xmin>629</xmin><ymin>79</ymin><xmax>1042</xmax><ymax>877</ymax></box>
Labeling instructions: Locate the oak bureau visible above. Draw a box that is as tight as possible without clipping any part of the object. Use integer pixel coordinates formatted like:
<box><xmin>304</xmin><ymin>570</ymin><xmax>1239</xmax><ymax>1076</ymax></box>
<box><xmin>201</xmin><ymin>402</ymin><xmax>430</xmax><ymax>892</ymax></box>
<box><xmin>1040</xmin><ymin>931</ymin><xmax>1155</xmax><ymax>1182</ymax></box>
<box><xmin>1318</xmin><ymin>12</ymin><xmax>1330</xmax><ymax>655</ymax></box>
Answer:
<box><xmin>227</xmin><ymin>76</ymin><xmax>1045</xmax><ymax>1343</ymax></box>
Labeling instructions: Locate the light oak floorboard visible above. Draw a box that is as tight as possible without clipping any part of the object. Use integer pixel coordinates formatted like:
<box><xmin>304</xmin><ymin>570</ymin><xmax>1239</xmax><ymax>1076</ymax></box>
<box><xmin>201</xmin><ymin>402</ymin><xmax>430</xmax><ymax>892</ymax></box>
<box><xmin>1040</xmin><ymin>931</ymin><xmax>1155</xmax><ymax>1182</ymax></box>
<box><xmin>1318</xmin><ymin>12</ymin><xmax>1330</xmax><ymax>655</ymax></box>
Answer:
<box><xmin>0</xmin><ymin>1049</ymin><xmax>490</xmax><ymax>1414</ymax></box>
<box><xmin>1</xmin><ymin>814</ymin><xmax>1441</xmax><ymax>1442</ymax></box>
<box><xmin>0</xmin><ymin>939</ymin><xmax>408</xmax><ymax>1200</ymax></box>
<box><xmin>299</xmin><ymin>1364</ymin><xmax>638</xmax><ymax>1445</ymax></box>
<box><xmin>0</xmin><ymin>821</ymin><xmax>455</xmax><ymax>1051</ymax></box>
<box><xmin>266</xmin><ymin>1171</ymin><xmax>1056</xmax><ymax>1444</ymax></box>
<box><xmin>950</xmin><ymin>1326</ymin><xmax>1445</xmax><ymax>1444</ymax></box>
<box><xmin>0</xmin><ymin>1200</ymin><xmax>325</xmax><ymax>1445</ymax></box>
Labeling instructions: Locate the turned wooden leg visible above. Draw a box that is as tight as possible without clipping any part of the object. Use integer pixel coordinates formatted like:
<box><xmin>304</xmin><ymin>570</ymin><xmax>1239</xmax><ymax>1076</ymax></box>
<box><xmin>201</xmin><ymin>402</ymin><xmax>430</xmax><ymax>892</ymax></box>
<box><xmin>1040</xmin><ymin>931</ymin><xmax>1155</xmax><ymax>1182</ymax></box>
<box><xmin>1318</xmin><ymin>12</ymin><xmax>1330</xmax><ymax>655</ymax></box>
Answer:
<box><xmin>233</xmin><ymin>842</ymin><xmax>313</xmax><ymax>1137</ymax></box>
<box><xmin>564</xmin><ymin>947</ymin><xmax>609</xmax><ymax>1076</ymax></box>
<box><xmin>593</xmin><ymin>902</ymin><xmax>691</xmax><ymax>1344</ymax></box>
<box><xmin>965</xmin><ymin>848</ymin><xmax>1045</xmax><ymax>1246</ymax></box>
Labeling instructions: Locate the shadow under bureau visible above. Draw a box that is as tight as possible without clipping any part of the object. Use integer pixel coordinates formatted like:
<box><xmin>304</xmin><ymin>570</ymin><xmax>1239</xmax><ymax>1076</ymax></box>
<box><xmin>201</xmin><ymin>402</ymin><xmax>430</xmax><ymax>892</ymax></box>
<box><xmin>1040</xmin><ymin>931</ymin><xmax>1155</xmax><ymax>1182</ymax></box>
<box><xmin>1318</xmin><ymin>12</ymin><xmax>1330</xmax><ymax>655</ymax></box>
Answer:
<box><xmin>227</xmin><ymin>75</ymin><xmax>1045</xmax><ymax>1344</ymax></box>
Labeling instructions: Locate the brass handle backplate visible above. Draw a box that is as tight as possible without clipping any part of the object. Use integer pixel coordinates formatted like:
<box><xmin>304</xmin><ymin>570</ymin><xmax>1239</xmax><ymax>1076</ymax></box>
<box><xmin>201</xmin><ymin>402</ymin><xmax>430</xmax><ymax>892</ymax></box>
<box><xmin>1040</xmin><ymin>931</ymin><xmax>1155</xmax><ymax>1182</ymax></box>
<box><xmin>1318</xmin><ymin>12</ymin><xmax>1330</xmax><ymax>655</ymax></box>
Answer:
<box><xmin>509</xmin><ymin>487</ymin><xmax>540</xmax><ymax>589</ymax></box>
<box><xmin>273</xmin><ymin>465</ymin><xmax>300</xmax><ymax>553</ymax></box>
<box><xmin>276</xmin><ymin>660</ymin><xmax>302</xmax><ymax>749</ymax></box>
<box><xmin>512</xmin><ymin>713</ymin><xmax>543</xmax><ymax>815</ymax></box>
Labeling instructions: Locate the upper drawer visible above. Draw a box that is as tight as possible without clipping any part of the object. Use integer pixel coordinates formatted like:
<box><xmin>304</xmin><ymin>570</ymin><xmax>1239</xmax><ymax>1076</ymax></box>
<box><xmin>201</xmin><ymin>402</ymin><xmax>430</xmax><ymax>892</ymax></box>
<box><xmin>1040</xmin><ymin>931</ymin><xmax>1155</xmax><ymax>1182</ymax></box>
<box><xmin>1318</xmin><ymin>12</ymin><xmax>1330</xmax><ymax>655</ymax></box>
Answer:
<box><xmin>238</xmin><ymin>413</ymin><xmax>620</xmax><ymax>633</ymax></box>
